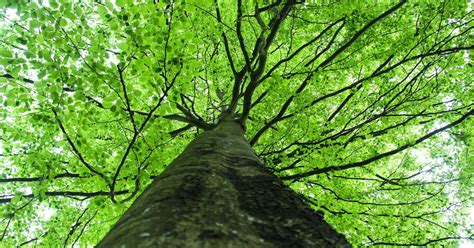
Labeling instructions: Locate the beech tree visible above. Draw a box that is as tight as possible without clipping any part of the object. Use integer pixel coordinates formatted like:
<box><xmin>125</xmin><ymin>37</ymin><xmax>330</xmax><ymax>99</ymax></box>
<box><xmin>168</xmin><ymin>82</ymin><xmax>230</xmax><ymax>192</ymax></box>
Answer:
<box><xmin>0</xmin><ymin>0</ymin><xmax>473</xmax><ymax>247</ymax></box>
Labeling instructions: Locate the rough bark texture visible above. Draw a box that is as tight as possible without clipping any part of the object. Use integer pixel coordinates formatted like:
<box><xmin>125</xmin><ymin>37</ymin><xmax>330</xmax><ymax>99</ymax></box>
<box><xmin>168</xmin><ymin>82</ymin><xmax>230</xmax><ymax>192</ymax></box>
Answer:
<box><xmin>98</xmin><ymin>120</ymin><xmax>351</xmax><ymax>247</ymax></box>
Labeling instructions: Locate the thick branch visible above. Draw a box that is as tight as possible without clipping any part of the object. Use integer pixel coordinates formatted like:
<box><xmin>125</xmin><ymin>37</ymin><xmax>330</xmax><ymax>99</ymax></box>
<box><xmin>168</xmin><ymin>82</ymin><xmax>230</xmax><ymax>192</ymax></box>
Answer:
<box><xmin>250</xmin><ymin>2</ymin><xmax>408</xmax><ymax>144</ymax></box>
<box><xmin>240</xmin><ymin>1</ymin><xmax>295</xmax><ymax>123</ymax></box>
<box><xmin>305</xmin><ymin>0</ymin><xmax>407</xmax><ymax>68</ymax></box>
<box><xmin>281</xmin><ymin>109</ymin><xmax>472</xmax><ymax>180</ymax></box>
<box><xmin>0</xmin><ymin>190</ymin><xmax>129</xmax><ymax>204</ymax></box>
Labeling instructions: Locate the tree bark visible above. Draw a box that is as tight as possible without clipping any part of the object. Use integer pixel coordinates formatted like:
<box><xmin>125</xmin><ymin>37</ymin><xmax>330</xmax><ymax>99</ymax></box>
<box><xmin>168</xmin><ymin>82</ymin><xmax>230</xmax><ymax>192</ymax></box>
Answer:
<box><xmin>98</xmin><ymin>119</ymin><xmax>351</xmax><ymax>247</ymax></box>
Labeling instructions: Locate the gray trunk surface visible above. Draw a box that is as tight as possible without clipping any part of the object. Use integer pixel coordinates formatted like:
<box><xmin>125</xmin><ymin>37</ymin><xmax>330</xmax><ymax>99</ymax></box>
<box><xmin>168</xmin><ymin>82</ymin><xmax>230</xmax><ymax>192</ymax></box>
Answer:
<box><xmin>98</xmin><ymin>120</ymin><xmax>351</xmax><ymax>247</ymax></box>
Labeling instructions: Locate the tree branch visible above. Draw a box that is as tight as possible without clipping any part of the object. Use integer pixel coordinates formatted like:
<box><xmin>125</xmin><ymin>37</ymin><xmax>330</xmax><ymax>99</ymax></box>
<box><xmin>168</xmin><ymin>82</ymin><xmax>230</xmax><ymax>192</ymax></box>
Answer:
<box><xmin>0</xmin><ymin>190</ymin><xmax>129</xmax><ymax>204</ymax></box>
<box><xmin>0</xmin><ymin>172</ymin><xmax>82</xmax><ymax>183</ymax></box>
<box><xmin>240</xmin><ymin>1</ymin><xmax>295</xmax><ymax>123</ymax></box>
<box><xmin>214</xmin><ymin>0</ymin><xmax>237</xmax><ymax>76</ymax></box>
<box><xmin>370</xmin><ymin>236</ymin><xmax>473</xmax><ymax>246</ymax></box>
<box><xmin>281</xmin><ymin>109</ymin><xmax>472</xmax><ymax>180</ymax></box>
<box><xmin>52</xmin><ymin>109</ymin><xmax>105</xmax><ymax>179</ymax></box>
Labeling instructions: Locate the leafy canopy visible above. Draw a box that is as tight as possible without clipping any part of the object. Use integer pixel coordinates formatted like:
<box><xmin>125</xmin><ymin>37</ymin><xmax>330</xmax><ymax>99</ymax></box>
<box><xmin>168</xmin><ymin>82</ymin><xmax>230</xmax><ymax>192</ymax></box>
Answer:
<box><xmin>0</xmin><ymin>0</ymin><xmax>473</xmax><ymax>246</ymax></box>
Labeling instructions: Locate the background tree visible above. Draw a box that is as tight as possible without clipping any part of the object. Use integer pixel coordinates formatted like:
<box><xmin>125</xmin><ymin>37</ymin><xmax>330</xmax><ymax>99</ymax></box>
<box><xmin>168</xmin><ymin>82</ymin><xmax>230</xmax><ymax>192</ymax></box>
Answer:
<box><xmin>0</xmin><ymin>0</ymin><xmax>472</xmax><ymax>246</ymax></box>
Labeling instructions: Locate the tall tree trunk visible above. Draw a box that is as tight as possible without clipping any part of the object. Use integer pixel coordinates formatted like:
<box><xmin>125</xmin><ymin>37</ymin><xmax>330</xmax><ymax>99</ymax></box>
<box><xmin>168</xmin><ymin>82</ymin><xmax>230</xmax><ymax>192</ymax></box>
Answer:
<box><xmin>98</xmin><ymin>120</ymin><xmax>351</xmax><ymax>247</ymax></box>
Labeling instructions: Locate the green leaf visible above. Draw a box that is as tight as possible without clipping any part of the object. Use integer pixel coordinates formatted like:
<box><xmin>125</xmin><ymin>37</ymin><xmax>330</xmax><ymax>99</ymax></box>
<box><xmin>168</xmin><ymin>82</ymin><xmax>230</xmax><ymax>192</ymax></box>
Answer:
<box><xmin>102</xmin><ymin>94</ymin><xmax>116</xmax><ymax>108</ymax></box>
<box><xmin>0</xmin><ymin>48</ymin><xmax>13</xmax><ymax>58</ymax></box>
<box><xmin>116</xmin><ymin>0</ymin><xmax>126</xmax><ymax>7</ymax></box>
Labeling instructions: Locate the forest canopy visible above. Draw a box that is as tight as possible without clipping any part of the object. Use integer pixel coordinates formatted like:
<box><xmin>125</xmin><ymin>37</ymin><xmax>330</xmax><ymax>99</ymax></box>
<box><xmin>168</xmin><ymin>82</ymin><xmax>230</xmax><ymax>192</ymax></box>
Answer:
<box><xmin>0</xmin><ymin>0</ymin><xmax>473</xmax><ymax>246</ymax></box>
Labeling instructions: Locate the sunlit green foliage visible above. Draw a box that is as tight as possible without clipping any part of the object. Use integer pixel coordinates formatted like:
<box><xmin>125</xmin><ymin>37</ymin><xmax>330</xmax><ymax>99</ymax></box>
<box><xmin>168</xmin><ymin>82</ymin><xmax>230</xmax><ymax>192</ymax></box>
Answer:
<box><xmin>0</xmin><ymin>0</ymin><xmax>472</xmax><ymax>246</ymax></box>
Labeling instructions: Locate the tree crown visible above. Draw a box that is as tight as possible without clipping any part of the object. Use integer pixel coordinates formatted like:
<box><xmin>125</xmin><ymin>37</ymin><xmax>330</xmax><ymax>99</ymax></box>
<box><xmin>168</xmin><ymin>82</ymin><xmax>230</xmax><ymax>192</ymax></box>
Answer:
<box><xmin>0</xmin><ymin>0</ymin><xmax>472</xmax><ymax>246</ymax></box>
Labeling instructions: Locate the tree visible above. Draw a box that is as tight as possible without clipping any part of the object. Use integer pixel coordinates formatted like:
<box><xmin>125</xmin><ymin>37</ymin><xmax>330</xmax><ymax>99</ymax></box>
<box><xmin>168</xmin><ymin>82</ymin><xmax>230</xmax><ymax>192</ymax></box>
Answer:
<box><xmin>0</xmin><ymin>0</ymin><xmax>472</xmax><ymax>246</ymax></box>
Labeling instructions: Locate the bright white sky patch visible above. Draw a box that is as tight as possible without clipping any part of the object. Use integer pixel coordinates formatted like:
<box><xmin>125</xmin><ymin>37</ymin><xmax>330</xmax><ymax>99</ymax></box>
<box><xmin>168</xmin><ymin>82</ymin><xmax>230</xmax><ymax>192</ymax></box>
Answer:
<box><xmin>37</xmin><ymin>203</ymin><xmax>56</xmax><ymax>221</ymax></box>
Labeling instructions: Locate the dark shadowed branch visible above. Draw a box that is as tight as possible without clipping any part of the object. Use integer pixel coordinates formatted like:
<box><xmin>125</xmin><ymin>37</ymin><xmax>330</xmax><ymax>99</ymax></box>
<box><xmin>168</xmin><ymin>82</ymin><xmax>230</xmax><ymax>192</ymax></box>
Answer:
<box><xmin>0</xmin><ymin>190</ymin><xmax>129</xmax><ymax>204</ymax></box>
<box><xmin>281</xmin><ymin>109</ymin><xmax>472</xmax><ymax>180</ymax></box>
<box><xmin>0</xmin><ymin>172</ymin><xmax>82</xmax><ymax>183</ymax></box>
<box><xmin>71</xmin><ymin>210</ymin><xmax>98</xmax><ymax>247</ymax></box>
<box><xmin>250</xmin><ymin>1</ymin><xmax>408</xmax><ymax>145</ymax></box>
<box><xmin>63</xmin><ymin>208</ymin><xmax>88</xmax><ymax>247</ymax></box>
<box><xmin>240</xmin><ymin>1</ymin><xmax>295</xmax><ymax>123</ymax></box>
<box><xmin>369</xmin><ymin>236</ymin><xmax>473</xmax><ymax>246</ymax></box>
<box><xmin>109</xmin><ymin>65</ymin><xmax>180</xmax><ymax>203</ymax></box>
<box><xmin>52</xmin><ymin>109</ymin><xmax>106</xmax><ymax>179</ymax></box>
